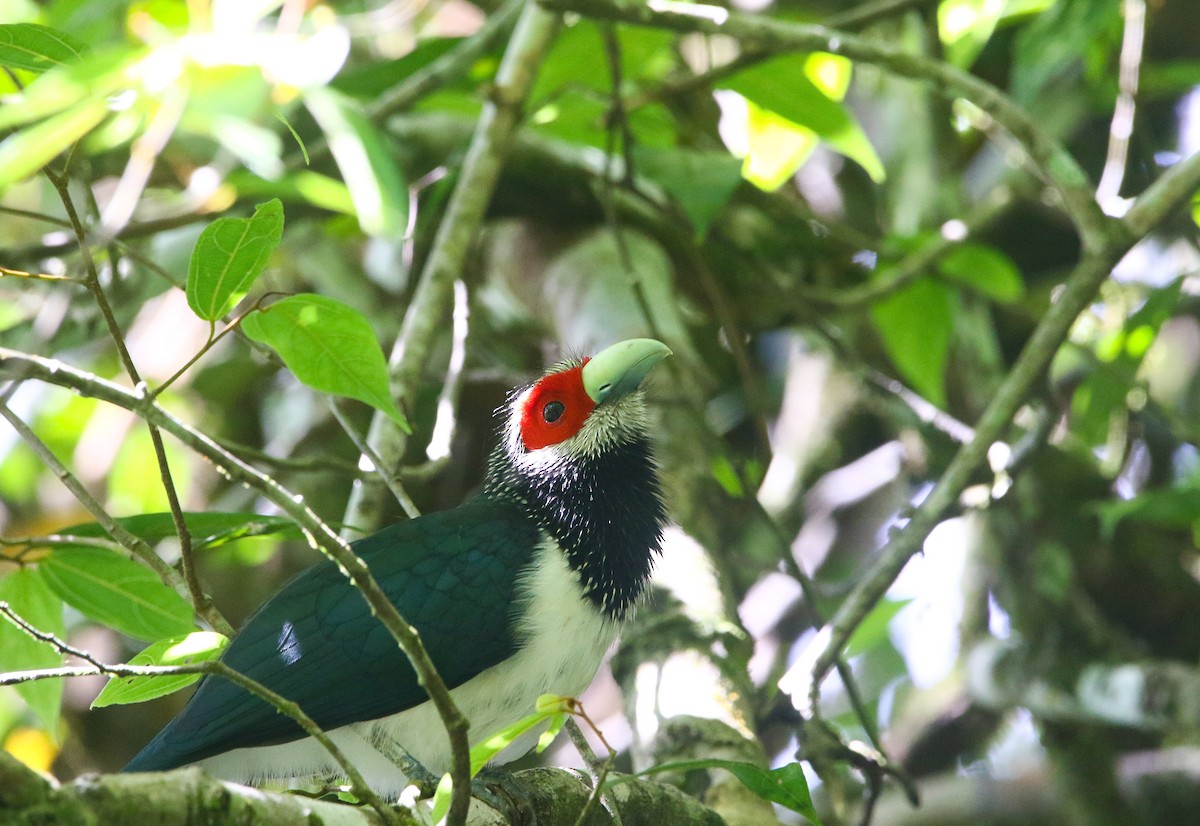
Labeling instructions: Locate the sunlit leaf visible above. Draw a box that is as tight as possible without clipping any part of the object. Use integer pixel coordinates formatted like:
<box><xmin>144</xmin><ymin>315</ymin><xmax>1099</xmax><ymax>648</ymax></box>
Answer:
<box><xmin>0</xmin><ymin>568</ymin><xmax>65</xmax><ymax>734</ymax></box>
<box><xmin>739</xmin><ymin>97</ymin><xmax>818</xmax><ymax>192</ymax></box>
<box><xmin>91</xmin><ymin>631</ymin><xmax>229</xmax><ymax>708</ymax></box>
<box><xmin>938</xmin><ymin>0</ymin><xmax>1007</xmax><ymax>67</ymax></box>
<box><xmin>0</xmin><ymin>97</ymin><xmax>109</xmax><ymax>193</ymax></box>
<box><xmin>871</xmin><ymin>277</ymin><xmax>955</xmax><ymax>407</ymax></box>
<box><xmin>186</xmin><ymin>199</ymin><xmax>285</xmax><ymax>322</ymax></box>
<box><xmin>241</xmin><ymin>294</ymin><xmax>410</xmax><ymax>431</ymax></box>
<box><xmin>304</xmin><ymin>87</ymin><xmax>408</xmax><ymax>238</ymax></box>
<box><xmin>0</xmin><ymin>23</ymin><xmax>87</xmax><ymax>73</ymax></box>
<box><xmin>724</xmin><ymin>54</ymin><xmax>884</xmax><ymax>182</ymax></box>
<box><xmin>40</xmin><ymin>548</ymin><xmax>196</xmax><ymax>641</ymax></box>
<box><xmin>937</xmin><ymin>242</ymin><xmax>1024</xmax><ymax>303</ymax></box>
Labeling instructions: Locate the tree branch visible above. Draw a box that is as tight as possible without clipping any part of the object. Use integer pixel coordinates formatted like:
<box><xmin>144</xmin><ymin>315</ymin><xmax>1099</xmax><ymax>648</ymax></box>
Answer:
<box><xmin>340</xmin><ymin>2</ymin><xmax>561</xmax><ymax>563</ymax></box>
<box><xmin>534</xmin><ymin>0</ymin><xmax>1109</xmax><ymax>251</ymax></box>
<box><xmin>0</xmin><ymin>347</ymin><xmax>470</xmax><ymax>826</ymax></box>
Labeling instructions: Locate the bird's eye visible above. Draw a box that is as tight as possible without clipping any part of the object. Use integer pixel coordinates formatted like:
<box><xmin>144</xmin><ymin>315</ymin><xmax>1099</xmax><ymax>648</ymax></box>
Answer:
<box><xmin>542</xmin><ymin>401</ymin><xmax>566</xmax><ymax>423</ymax></box>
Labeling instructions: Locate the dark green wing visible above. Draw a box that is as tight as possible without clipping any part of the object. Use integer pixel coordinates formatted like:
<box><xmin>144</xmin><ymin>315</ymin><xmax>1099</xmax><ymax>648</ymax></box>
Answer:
<box><xmin>124</xmin><ymin>498</ymin><xmax>538</xmax><ymax>771</ymax></box>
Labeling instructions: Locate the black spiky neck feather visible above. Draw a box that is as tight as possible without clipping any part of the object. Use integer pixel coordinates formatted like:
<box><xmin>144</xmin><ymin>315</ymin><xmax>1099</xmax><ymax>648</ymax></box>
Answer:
<box><xmin>483</xmin><ymin>373</ymin><xmax>666</xmax><ymax>620</ymax></box>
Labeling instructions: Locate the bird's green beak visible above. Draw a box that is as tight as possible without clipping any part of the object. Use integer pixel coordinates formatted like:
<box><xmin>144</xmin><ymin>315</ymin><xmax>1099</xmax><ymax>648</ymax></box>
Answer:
<box><xmin>582</xmin><ymin>338</ymin><xmax>672</xmax><ymax>405</ymax></box>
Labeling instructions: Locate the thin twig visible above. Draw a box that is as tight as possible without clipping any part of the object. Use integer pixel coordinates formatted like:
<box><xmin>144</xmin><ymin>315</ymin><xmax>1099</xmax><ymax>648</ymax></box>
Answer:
<box><xmin>328</xmin><ymin>398</ymin><xmax>421</xmax><ymax>520</ymax></box>
<box><xmin>0</xmin><ymin>399</ymin><xmax>202</xmax><ymax>620</ymax></box>
<box><xmin>0</xmin><ymin>632</ymin><xmax>398</xmax><ymax>824</ymax></box>
<box><xmin>801</xmin><ymin>152</ymin><xmax>1200</xmax><ymax>699</ymax></box>
<box><xmin>42</xmin><ymin>168</ymin><xmax>230</xmax><ymax>636</ymax></box>
<box><xmin>1095</xmin><ymin>0</ymin><xmax>1145</xmax><ymax>208</ymax></box>
<box><xmin>534</xmin><ymin>0</ymin><xmax>1109</xmax><ymax>251</ymax></box>
<box><xmin>0</xmin><ymin>601</ymin><xmax>108</xmax><ymax>669</ymax></box>
<box><xmin>0</xmin><ymin>265</ymin><xmax>85</xmax><ymax>283</ymax></box>
<box><xmin>565</xmin><ymin>705</ymin><xmax>621</xmax><ymax>826</ymax></box>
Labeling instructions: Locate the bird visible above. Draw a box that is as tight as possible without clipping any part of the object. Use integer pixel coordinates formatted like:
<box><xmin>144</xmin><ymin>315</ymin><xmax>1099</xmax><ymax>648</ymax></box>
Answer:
<box><xmin>122</xmin><ymin>338</ymin><xmax>671</xmax><ymax>797</ymax></box>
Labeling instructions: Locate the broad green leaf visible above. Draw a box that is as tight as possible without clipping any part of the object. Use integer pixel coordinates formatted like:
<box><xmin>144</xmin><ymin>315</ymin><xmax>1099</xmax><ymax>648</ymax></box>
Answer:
<box><xmin>621</xmin><ymin>759</ymin><xmax>819</xmax><ymax>823</ymax></box>
<box><xmin>937</xmin><ymin>242</ymin><xmax>1024</xmax><ymax>302</ymax></box>
<box><xmin>40</xmin><ymin>548</ymin><xmax>196</xmax><ymax>641</ymax></box>
<box><xmin>0</xmin><ymin>23</ymin><xmax>87</xmax><ymax>73</ymax></box>
<box><xmin>938</xmin><ymin>0</ymin><xmax>1007</xmax><ymax>67</ymax></box>
<box><xmin>304</xmin><ymin>87</ymin><xmax>408</xmax><ymax>238</ymax></box>
<box><xmin>46</xmin><ymin>512</ymin><xmax>301</xmax><ymax>551</ymax></box>
<box><xmin>0</xmin><ymin>568</ymin><xmax>65</xmax><ymax>735</ymax></box>
<box><xmin>845</xmin><ymin>598</ymin><xmax>912</xmax><ymax>658</ymax></box>
<box><xmin>632</xmin><ymin>147</ymin><xmax>743</xmax><ymax>238</ymax></box>
<box><xmin>739</xmin><ymin>98</ymin><xmax>818</xmax><ymax>192</ymax></box>
<box><xmin>870</xmin><ymin>277</ymin><xmax>955</xmax><ymax>407</ymax></box>
<box><xmin>724</xmin><ymin>54</ymin><xmax>884</xmax><ymax>182</ymax></box>
<box><xmin>186</xmin><ymin>199</ymin><xmax>285</xmax><ymax>321</ymax></box>
<box><xmin>0</xmin><ymin>97</ymin><xmax>109</xmax><ymax>193</ymax></box>
<box><xmin>242</xmin><ymin>294</ymin><xmax>410</xmax><ymax>431</ymax></box>
<box><xmin>91</xmin><ymin>631</ymin><xmax>229</xmax><ymax>708</ymax></box>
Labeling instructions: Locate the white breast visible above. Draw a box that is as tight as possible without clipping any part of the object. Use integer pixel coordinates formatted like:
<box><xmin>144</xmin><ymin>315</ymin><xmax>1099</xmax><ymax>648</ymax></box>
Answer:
<box><xmin>198</xmin><ymin>537</ymin><xmax>618</xmax><ymax>797</ymax></box>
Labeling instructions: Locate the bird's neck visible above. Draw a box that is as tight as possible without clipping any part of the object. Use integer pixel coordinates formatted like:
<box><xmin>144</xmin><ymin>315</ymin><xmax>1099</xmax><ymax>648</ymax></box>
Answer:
<box><xmin>485</xmin><ymin>436</ymin><xmax>665</xmax><ymax>619</ymax></box>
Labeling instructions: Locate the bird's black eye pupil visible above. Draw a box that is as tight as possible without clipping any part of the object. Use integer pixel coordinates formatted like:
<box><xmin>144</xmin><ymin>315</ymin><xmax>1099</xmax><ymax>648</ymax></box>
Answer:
<box><xmin>542</xmin><ymin>401</ymin><xmax>565</xmax><ymax>423</ymax></box>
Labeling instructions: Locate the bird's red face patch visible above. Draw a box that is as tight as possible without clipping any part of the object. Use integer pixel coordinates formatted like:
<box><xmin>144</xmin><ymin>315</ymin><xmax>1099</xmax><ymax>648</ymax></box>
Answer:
<box><xmin>519</xmin><ymin>361</ymin><xmax>595</xmax><ymax>451</ymax></box>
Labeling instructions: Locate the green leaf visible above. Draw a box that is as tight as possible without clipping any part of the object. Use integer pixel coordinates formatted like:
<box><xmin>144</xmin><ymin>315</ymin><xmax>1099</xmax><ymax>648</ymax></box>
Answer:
<box><xmin>186</xmin><ymin>199</ymin><xmax>284</xmax><ymax>322</ymax></box>
<box><xmin>91</xmin><ymin>631</ymin><xmax>229</xmax><ymax>709</ymax></box>
<box><xmin>724</xmin><ymin>54</ymin><xmax>885</xmax><ymax>182</ymax></box>
<box><xmin>632</xmin><ymin>147</ymin><xmax>743</xmax><ymax>238</ymax></box>
<box><xmin>627</xmin><ymin>759</ymin><xmax>819</xmax><ymax>823</ymax></box>
<box><xmin>1071</xmin><ymin>278</ymin><xmax>1183</xmax><ymax>445</ymax></box>
<box><xmin>430</xmin><ymin>696</ymin><xmax>569</xmax><ymax>822</ymax></box>
<box><xmin>47</xmin><ymin>511</ymin><xmax>301</xmax><ymax>551</ymax></box>
<box><xmin>0</xmin><ymin>568</ymin><xmax>65</xmax><ymax>734</ymax></box>
<box><xmin>228</xmin><ymin>170</ymin><xmax>355</xmax><ymax>216</ymax></box>
<box><xmin>871</xmin><ymin>277</ymin><xmax>955</xmax><ymax>407</ymax></box>
<box><xmin>0</xmin><ymin>24</ymin><xmax>87</xmax><ymax>73</ymax></box>
<box><xmin>242</xmin><ymin>294</ymin><xmax>410</xmax><ymax>431</ymax></box>
<box><xmin>0</xmin><ymin>97</ymin><xmax>109</xmax><ymax>193</ymax></box>
<box><xmin>304</xmin><ymin>87</ymin><xmax>408</xmax><ymax>238</ymax></box>
<box><xmin>937</xmin><ymin>242</ymin><xmax>1024</xmax><ymax>302</ymax></box>
<box><xmin>40</xmin><ymin>548</ymin><xmax>196</xmax><ymax>641</ymax></box>
<box><xmin>938</xmin><ymin>0</ymin><xmax>1007</xmax><ymax>67</ymax></box>
<box><xmin>844</xmin><ymin>598</ymin><xmax>912</xmax><ymax>657</ymax></box>
<box><xmin>333</xmin><ymin>37</ymin><xmax>461</xmax><ymax>98</ymax></box>
<box><xmin>739</xmin><ymin>98</ymin><xmax>819</xmax><ymax>191</ymax></box>
<box><xmin>1093</xmin><ymin>484</ymin><xmax>1200</xmax><ymax>541</ymax></box>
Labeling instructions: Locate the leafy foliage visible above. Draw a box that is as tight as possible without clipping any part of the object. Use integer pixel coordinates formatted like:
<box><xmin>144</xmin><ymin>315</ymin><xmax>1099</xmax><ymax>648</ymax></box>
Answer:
<box><xmin>0</xmin><ymin>0</ymin><xmax>1198</xmax><ymax>823</ymax></box>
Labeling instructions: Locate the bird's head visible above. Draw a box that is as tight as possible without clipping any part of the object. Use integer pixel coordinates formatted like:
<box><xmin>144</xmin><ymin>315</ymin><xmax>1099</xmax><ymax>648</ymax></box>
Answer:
<box><xmin>486</xmin><ymin>338</ymin><xmax>672</xmax><ymax>617</ymax></box>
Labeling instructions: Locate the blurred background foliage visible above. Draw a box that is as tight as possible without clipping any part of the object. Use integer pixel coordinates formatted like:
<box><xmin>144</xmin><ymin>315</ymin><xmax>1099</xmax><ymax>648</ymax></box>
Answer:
<box><xmin>2</xmin><ymin>0</ymin><xmax>1200</xmax><ymax>823</ymax></box>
